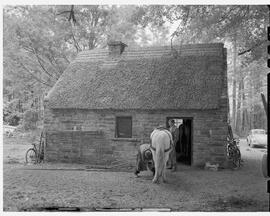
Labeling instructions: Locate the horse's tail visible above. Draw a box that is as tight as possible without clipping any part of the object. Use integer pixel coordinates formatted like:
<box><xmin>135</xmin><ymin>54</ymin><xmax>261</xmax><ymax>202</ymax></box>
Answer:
<box><xmin>155</xmin><ymin>144</ymin><xmax>165</xmax><ymax>179</ymax></box>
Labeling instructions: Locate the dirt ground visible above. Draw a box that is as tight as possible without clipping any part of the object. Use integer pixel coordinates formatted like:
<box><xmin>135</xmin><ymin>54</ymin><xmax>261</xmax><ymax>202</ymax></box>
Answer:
<box><xmin>3</xmin><ymin>133</ymin><xmax>269</xmax><ymax>212</ymax></box>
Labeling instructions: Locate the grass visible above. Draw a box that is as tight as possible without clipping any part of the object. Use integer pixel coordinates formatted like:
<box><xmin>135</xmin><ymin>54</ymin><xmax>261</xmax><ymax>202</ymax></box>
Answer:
<box><xmin>3</xmin><ymin>135</ymin><xmax>269</xmax><ymax>212</ymax></box>
<box><xmin>208</xmin><ymin>195</ymin><xmax>263</xmax><ymax>211</ymax></box>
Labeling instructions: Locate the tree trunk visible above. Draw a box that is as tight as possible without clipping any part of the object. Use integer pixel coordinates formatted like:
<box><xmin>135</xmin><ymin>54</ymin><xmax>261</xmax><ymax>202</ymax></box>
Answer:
<box><xmin>261</xmin><ymin>93</ymin><xmax>267</xmax><ymax>117</ymax></box>
<box><xmin>235</xmin><ymin>79</ymin><xmax>242</xmax><ymax>135</ymax></box>
<box><xmin>232</xmin><ymin>33</ymin><xmax>237</xmax><ymax>131</ymax></box>
<box><xmin>241</xmin><ymin>78</ymin><xmax>247</xmax><ymax>135</ymax></box>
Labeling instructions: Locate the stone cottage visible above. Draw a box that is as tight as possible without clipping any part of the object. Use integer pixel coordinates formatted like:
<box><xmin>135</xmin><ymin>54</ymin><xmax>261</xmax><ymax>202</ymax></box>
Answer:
<box><xmin>44</xmin><ymin>41</ymin><xmax>229</xmax><ymax>167</ymax></box>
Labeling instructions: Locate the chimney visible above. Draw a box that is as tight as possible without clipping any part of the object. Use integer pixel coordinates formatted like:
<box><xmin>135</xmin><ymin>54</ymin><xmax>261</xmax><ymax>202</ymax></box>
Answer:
<box><xmin>107</xmin><ymin>41</ymin><xmax>127</xmax><ymax>57</ymax></box>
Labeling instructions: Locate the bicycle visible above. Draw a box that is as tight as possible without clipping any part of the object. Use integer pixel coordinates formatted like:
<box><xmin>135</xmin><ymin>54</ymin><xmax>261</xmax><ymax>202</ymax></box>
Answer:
<box><xmin>25</xmin><ymin>131</ymin><xmax>45</xmax><ymax>164</ymax></box>
<box><xmin>227</xmin><ymin>137</ymin><xmax>242</xmax><ymax>168</ymax></box>
<box><xmin>227</xmin><ymin>124</ymin><xmax>242</xmax><ymax>168</ymax></box>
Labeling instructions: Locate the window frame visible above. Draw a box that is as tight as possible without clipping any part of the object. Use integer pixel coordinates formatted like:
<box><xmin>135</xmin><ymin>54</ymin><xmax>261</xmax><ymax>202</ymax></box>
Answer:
<box><xmin>115</xmin><ymin>116</ymin><xmax>132</xmax><ymax>138</ymax></box>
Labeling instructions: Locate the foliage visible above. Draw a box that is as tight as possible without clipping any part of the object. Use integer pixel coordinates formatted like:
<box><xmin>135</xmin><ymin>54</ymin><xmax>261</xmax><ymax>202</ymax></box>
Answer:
<box><xmin>3</xmin><ymin>5</ymin><xmax>268</xmax><ymax>134</ymax></box>
<box><xmin>3</xmin><ymin>100</ymin><xmax>23</xmax><ymax>126</ymax></box>
<box><xmin>21</xmin><ymin>109</ymin><xmax>39</xmax><ymax>131</ymax></box>
<box><xmin>5</xmin><ymin>113</ymin><xmax>21</xmax><ymax>126</ymax></box>
<box><xmin>134</xmin><ymin>5</ymin><xmax>268</xmax><ymax>135</ymax></box>
<box><xmin>134</xmin><ymin>5</ymin><xmax>268</xmax><ymax>62</ymax></box>
<box><xmin>3</xmin><ymin>5</ymin><xmax>143</xmax><ymax>124</ymax></box>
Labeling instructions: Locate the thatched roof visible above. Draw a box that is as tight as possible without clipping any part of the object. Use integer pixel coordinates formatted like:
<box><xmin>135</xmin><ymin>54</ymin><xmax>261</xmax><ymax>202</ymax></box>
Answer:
<box><xmin>46</xmin><ymin>43</ymin><xmax>226</xmax><ymax>110</ymax></box>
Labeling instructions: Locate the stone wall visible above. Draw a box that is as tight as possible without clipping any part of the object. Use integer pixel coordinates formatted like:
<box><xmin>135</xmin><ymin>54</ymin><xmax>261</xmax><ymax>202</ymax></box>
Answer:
<box><xmin>44</xmin><ymin>103</ymin><xmax>228</xmax><ymax>167</ymax></box>
<box><xmin>45</xmin><ymin>130</ymin><xmax>114</xmax><ymax>164</ymax></box>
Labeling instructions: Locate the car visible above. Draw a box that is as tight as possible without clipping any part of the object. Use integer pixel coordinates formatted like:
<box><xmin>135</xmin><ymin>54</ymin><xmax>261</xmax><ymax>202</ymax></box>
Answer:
<box><xmin>247</xmin><ymin>129</ymin><xmax>267</xmax><ymax>148</ymax></box>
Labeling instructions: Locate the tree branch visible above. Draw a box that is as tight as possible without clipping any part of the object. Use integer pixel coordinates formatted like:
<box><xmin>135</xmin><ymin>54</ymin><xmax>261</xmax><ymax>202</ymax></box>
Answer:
<box><xmin>56</xmin><ymin>10</ymin><xmax>71</xmax><ymax>15</ymax></box>
<box><xmin>49</xmin><ymin>55</ymin><xmax>63</xmax><ymax>77</ymax></box>
<box><xmin>216</xmin><ymin>6</ymin><xmax>238</xmax><ymax>24</ymax></box>
<box><xmin>57</xmin><ymin>5</ymin><xmax>76</xmax><ymax>23</ymax></box>
<box><xmin>21</xmin><ymin>46</ymin><xmax>34</xmax><ymax>53</ymax></box>
<box><xmin>171</xmin><ymin>6</ymin><xmax>190</xmax><ymax>39</ymax></box>
<box><xmin>22</xmin><ymin>44</ymin><xmax>59</xmax><ymax>79</ymax></box>
<box><xmin>69</xmin><ymin>5</ymin><xmax>76</xmax><ymax>23</ymax></box>
<box><xmin>19</xmin><ymin>62</ymin><xmax>53</xmax><ymax>87</ymax></box>
<box><xmin>238</xmin><ymin>39</ymin><xmax>267</xmax><ymax>56</ymax></box>
<box><xmin>170</xmin><ymin>6</ymin><xmax>190</xmax><ymax>48</ymax></box>
<box><xmin>69</xmin><ymin>21</ymin><xmax>82</xmax><ymax>52</ymax></box>
<box><xmin>32</xmin><ymin>48</ymin><xmax>58</xmax><ymax>80</ymax></box>
<box><xmin>62</xmin><ymin>54</ymin><xmax>70</xmax><ymax>64</ymax></box>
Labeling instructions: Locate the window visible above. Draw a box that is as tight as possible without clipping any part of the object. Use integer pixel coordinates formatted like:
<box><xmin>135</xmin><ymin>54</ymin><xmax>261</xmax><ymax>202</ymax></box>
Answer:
<box><xmin>115</xmin><ymin>116</ymin><xmax>132</xmax><ymax>138</ymax></box>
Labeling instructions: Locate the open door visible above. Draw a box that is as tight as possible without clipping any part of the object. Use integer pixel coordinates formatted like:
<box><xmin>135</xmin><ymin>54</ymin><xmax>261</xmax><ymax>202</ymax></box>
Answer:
<box><xmin>167</xmin><ymin>117</ymin><xmax>192</xmax><ymax>165</ymax></box>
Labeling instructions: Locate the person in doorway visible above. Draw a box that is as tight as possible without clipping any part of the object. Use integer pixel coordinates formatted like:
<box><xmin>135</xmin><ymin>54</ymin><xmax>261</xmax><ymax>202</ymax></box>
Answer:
<box><xmin>184</xmin><ymin>120</ymin><xmax>191</xmax><ymax>164</ymax></box>
<box><xmin>178</xmin><ymin>123</ymin><xmax>184</xmax><ymax>160</ymax></box>
<box><xmin>168</xmin><ymin>119</ymin><xmax>179</xmax><ymax>171</ymax></box>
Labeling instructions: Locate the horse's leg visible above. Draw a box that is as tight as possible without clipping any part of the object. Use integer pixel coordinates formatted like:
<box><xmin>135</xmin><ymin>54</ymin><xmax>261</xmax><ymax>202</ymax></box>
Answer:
<box><xmin>162</xmin><ymin>152</ymin><xmax>170</xmax><ymax>183</ymax></box>
<box><xmin>152</xmin><ymin>174</ymin><xmax>159</xmax><ymax>183</ymax></box>
<box><xmin>152</xmin><ymin>175</ymin><xmax>157</xmax><ymax>183</ymax></box>
<box><xmin>152</xmin><ymin>158</ymin><xmax>159</xmax><ymax>183</ymax></box>
<box><xmin>152</xmin><ymin>151</ymin><xmax>161</xmax><ymax>184</ymax></box>
<box><xmin>162</xmin><ymin>164</ymin><xmax>167</xmax><ymax>183</ymax></box>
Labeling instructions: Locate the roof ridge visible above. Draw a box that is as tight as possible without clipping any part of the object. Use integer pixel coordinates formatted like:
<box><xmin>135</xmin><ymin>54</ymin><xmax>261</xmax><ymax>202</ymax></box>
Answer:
<box><xmin>79</xmin><ymin>42</ymin><xmax>224</xmax><ymax>54</ymax></box>
<box><xmin>74</xmin><ymin>43</ymin><xmax>225</xmax><ymax>63</ymax></box>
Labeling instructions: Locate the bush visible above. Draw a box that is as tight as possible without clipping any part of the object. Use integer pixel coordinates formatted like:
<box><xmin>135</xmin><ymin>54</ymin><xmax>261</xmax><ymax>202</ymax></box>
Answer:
<box><xmin>5</xmin><ymin>112</ymin><xmax>21</xmax><ymax>126</ymax></box>
<box><xmin>21</xmin><ymin>109</ymin><xmax>39</xmax><ymax>131</ymax></box>
<box><xmin>3</xmin><ymin>100</ymin><xmax>23</xmax><ymax>126</ymax></box>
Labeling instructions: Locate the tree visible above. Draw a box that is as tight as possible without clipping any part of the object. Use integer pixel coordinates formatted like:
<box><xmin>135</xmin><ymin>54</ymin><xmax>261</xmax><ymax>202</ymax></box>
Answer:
<box><xmin>133</xmin><ymin>5</ymin><xmax>268</xmax><ymax>135</ymax></box>
<box><xmin>3</xmin><ymin>5</ymin><xmax>144</xmax><ymax>126</ymax></box>
<box><xmin>4</xmin><ymin>5</ymin><xmax>268</xmax><ymax>134</ymax></box>
<box><xmin>56</xmin><ymin>5</ymin><xmax>142</xmax><ymax>50</ymax></box>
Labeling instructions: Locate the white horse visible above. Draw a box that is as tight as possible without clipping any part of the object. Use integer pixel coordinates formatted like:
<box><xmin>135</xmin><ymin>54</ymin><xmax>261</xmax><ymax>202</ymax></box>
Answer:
<box><xmin>150</xmin><ymin>129</ymin><xmax>173</xmax><ymax>184</ymax></box>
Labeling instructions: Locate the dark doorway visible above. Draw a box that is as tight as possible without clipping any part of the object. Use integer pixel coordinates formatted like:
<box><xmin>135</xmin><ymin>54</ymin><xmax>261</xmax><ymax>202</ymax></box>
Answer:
<box><xmin>166</xmin><ymin>117</ymin><xmax>193</xmax><ymax>165</ymax></box>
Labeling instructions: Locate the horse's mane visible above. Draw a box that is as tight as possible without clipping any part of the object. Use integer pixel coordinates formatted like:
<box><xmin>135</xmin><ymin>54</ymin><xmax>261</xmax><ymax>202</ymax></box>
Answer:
<box><xmin>155</xmin><ymin>126</ymin><xmax>169</xmax><ymax>131</ymax></box>
<box><xmin>152</xmin><ymin>127</ymin><xmax>172</xmax><ymax>140</ymax></box>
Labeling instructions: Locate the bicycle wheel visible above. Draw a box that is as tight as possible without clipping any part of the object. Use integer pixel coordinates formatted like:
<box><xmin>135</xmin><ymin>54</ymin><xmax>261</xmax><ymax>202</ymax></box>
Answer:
<box><xmin>235</xmin><ymin>148</ymin><xmax>242</xmax><ymax>167</ymax></box>
<box><xmin>38</xmin><ymin>131</ymin><xmax>45</xmax><ymax>163</ymax></box>
<box><xmin>232</xmin><ymin>148</ymin><xmax>241</xmax><ymax>168</ymax></box>
<box><xmin>25</xmin><ymin>148</ymin><xmax>37</xmax><ymax>164</ymax></box>
<box><xmin>228</xmin><ymin>145</ymin><xmax>234</xmax><ymax>159</ymax></box>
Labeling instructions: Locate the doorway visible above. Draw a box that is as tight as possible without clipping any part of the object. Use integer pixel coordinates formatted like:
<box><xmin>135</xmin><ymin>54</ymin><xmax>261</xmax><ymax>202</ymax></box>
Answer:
<box><xmin>166</xmin><ymin>117</ymin><xmax>193</xmax><ymax>165</ymax></box>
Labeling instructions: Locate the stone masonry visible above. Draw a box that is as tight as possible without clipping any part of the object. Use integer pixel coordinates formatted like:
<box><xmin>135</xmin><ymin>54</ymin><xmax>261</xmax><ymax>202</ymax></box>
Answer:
<box><xmin>44</xmin><ymin>99</ymin><xmax>228</xmax><ymax>167</ymax></box>
<box><xmin>44</xmin><ymin>43</ymin><xmax>229</xmax><ymax>168</ymax></box>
